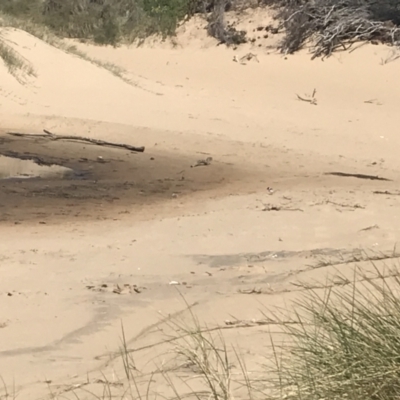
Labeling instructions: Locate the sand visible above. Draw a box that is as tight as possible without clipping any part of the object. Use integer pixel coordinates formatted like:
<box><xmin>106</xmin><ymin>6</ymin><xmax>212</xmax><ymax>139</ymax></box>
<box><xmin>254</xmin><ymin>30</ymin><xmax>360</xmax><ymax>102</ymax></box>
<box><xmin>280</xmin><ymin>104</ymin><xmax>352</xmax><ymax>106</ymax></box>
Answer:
<box><xmin>1</xmin><ymin>10</ymin><xmax>400</xmax><ymax>398</ymax></box>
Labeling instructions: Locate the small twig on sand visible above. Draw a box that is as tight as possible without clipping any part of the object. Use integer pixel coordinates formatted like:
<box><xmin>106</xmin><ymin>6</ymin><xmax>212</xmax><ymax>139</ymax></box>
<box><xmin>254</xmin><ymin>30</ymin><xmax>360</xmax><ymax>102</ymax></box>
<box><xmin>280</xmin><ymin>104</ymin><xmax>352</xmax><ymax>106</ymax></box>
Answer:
<box><xmin>326</xmin><ymin>172</ymin><xmax>390</xmax><ymax>181</ymax></box>
<box><xmin>238</xmin><ymin>288</ymin><xmax>262</xmax><ymax>294</ymax></box>
<box><xmin>296</xmin><ymin>88</ymin><xmax>317</xmax><ymax>105</ymax></box>
<box><xmin>326</xmin><ymin>200</ymin><xmax>364</xmax><ymax>209</ymax></box>
<box><xmin>364</xmin><ymin>99</ymin><xmax>382</xmax><ymax>105</ymax></box>
<box><xmin>262</xmin><ymin>204</ymin><xmax>303</xmax><ymax>212</ymax></box>
<box><xmin>373</xmin><ymin>190</ymin><xmax>400</xmax><ymax>196</ymax></box>
<box><xmin>380</xmin><ymin>50</ymin><xmax>400</xmax><ymax>65</ymax></box>
<box><xmin>311</xmin><ymin>199</ymin><xmax>364</xmax><ymax>211</ymax></box>
<box><xmin>359</xmin><ymin>224</ymin><xmax>379</xmax><ymax>231</ymax></box>
<box><xmin>8</xmin><ymin>129</ymin><xmax>145</xmax><ymax>153</ymax></box>
<box><xmin>224</xmin><ymin>318</ymin><xmax>298</xmax><ymax>327</ymax></box>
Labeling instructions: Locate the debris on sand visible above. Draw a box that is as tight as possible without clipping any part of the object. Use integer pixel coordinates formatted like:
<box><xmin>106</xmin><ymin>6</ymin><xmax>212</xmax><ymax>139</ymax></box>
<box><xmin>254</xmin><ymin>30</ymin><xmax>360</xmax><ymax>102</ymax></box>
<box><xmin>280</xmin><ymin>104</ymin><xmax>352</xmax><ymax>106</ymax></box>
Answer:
<box><xmin>191</xmin><ymin>156</ymin><xmax>213</xmax><ymax>168</ymax></box>
<box><xmin>86</xmin><ymin>283</ymin><xmax>146</xmax><ymax>295</ymax></box>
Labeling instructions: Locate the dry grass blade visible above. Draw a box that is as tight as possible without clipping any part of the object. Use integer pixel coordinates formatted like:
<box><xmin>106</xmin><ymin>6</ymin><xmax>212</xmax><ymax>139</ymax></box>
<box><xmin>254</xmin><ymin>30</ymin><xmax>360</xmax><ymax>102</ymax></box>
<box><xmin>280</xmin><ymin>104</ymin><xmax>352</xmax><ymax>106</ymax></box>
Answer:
<box><xmin>0</xmin><ymin>376</ymin><xmax>17</xmax><ymax>400</ymax></box>
<box><xmin>166</xmin><ymin>315</ymin><xmax>233</xmax><ymax>399</ymax></box>
<box><xmin>156</xmin><ymin>294</ymin><xmax>260</xmax><ymax>400</ymax></box>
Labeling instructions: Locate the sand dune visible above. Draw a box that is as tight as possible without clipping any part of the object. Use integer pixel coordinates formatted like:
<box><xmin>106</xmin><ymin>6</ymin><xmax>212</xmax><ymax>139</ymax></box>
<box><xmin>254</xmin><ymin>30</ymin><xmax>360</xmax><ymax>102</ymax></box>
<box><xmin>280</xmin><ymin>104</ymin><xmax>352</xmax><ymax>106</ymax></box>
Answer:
<box><xmin>2</xmin><ymin>24</ymin><xmax>400</xmax><ymax>163</ymax></box>
<box><xmin>0</xmin><ymin>12</ymin><xmax>400</xmax><ymax>398</ymax></box>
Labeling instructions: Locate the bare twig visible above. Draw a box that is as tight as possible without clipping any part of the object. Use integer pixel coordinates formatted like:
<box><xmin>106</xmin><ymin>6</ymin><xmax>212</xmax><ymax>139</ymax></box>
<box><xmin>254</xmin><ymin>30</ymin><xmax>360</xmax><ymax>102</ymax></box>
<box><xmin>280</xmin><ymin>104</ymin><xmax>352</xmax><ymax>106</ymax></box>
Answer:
<box><xmin>359</xmin><ymin>224</ymin><xmax>379</xmax><ymax>231</ymax></box>
<box><xmin>373</xmin><ymin>190</ymin><xmax>400</xmax><ymax>196</ymax></box>
<box><xmin>262</xmin><ymin>204</ymin><xmax>303</xmax><ymax>212</ymax></box>
<box><xmin>296</xmin><ymin>88</ymin><xmax>317</xmax><ymax>105</ymax></box>
<box><xmin>325</xmin><ymin>200</ymin><xmax>365</xmax><ymax>210</ymax></box>
<box><xmin>380</xmin><ymin>49</ymin><xmax>400</xmax><ymax>65</ymax></box>
<box><xmin>224</xmin><ymin>318</ymin><xmax>297</xmax><ymax>327</ymax></box>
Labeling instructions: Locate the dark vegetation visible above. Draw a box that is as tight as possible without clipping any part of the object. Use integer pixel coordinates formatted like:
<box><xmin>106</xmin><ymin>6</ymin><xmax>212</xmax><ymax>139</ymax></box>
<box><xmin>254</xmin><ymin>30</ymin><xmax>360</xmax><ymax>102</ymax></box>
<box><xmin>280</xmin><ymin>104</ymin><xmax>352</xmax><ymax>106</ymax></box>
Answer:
<box><xmin>0</xmin><ymin>0</ymin><xmax>195</xmax><ymax>44</ymax></box>
<box><xmin>0</xmin><ymin>0</ymin><xmax>399</xmax><ymax>55</ymax></box>
<box><xmin>0</xmin><ymin>0</ymin><xmax>247</xmax><ymax>45</ymax></box>
<box><xmin>269</xmin><ymin>0</ymin><xmax>400</xmax><ymax>58</ymax></box>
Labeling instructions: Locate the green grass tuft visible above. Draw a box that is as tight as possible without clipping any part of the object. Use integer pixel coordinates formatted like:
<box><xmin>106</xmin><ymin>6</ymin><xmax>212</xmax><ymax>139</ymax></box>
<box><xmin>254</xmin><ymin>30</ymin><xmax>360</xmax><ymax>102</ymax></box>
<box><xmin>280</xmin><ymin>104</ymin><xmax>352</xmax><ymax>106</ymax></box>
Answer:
<box><xmin>270</xmin><ymin>264</ymin><xmax>400</xmax><ymax>400</ymax></box>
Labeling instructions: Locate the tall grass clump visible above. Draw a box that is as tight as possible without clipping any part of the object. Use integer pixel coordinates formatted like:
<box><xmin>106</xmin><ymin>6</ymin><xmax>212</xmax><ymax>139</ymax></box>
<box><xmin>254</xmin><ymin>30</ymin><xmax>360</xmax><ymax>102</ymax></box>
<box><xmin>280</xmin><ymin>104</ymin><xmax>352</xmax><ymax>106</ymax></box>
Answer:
<box><xmin>271</xmin><ymin>265</ymin><xmax>400</xmax><ymax>400</ymax></box>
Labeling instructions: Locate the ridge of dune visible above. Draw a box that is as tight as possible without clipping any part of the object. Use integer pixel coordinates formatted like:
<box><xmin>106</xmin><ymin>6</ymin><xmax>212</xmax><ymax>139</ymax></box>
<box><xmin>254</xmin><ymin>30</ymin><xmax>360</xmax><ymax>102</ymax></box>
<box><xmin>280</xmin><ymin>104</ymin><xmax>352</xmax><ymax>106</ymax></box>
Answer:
<box><xmin>0</xmin><ymin>27</ymin><xmax>252</xmax><ymax>141</ymax></box>
<box><xmin>0</xmin><ymin>28</ymin><xmax>162</xmax><ymax>125</ymax></box>
<box><xmin>1</xmin><ymin>21</ymin><xmax>400</xmax><ymax>164</ymax></box>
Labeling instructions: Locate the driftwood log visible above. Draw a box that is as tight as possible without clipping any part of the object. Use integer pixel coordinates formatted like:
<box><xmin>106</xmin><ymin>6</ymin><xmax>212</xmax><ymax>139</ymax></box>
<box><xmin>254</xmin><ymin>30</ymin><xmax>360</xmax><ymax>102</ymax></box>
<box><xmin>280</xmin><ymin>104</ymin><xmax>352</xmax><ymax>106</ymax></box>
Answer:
<box><xmin>7</xmin><ymin>129</ymin><xmax>145</xmax><ymax>153</ymax></box>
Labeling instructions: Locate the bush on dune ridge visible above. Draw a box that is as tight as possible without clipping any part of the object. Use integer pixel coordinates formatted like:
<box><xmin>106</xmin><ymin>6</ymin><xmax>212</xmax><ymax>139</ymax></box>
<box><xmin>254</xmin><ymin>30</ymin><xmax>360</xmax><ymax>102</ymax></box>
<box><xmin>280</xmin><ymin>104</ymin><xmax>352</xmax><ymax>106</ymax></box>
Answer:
<box><xmin>0</xmin><ymin>0</ymin><xmax>194</xmax><ymax>44</ymax></box>
<box><xmin>0</xmin><ymin>0</ymin><xmax>399</xmax><ymax>55</ymax></box>
<box><xmin>1</xmin><ymin>0</ymin><xmax>248</xmax><ymax>46</ymax></box>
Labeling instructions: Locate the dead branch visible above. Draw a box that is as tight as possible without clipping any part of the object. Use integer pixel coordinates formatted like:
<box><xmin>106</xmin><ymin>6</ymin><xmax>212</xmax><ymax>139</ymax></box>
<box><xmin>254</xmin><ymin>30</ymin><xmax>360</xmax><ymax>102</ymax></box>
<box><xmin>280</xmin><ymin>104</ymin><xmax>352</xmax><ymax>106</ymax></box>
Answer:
<box><xmin>7</xmin><ymin>129</ymin><xmax>145</xmax><ymax>153</ymax></box>
<box><xmin>325</xmin><ymin>200</ymin><xmax>365</xmax><ymax>210</ymax></box>
<box><xmin>326</xmin><ymin>171</ymin><xmax>391</xmax><ymax>181</ymax></box>
<box><xmin>275</xmin><ymin>0</ymin><xmax>400</xmax><ymax>58</ymax></box>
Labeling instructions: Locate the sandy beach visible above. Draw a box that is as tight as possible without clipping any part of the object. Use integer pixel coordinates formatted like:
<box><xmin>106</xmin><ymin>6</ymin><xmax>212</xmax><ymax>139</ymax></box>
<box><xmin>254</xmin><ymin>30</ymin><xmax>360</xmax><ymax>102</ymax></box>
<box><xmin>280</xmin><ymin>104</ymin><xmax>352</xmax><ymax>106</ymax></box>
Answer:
<box><xmin>1</xmin><ymin>10</ymin><xmax>400</xmax><ymax>398</ymax></box>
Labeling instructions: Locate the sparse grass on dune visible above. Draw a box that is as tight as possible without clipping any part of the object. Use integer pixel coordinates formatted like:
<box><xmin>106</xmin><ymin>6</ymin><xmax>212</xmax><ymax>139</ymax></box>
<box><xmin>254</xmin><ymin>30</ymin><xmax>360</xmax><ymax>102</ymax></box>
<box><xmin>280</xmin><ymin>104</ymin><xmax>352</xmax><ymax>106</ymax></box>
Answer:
<box><xmin>72</xmin><ymin>261</ymin><xmax>400</xmax><ymax>399</ymax></box>
<box><xmin>4</xmin><ymin>260</ymin><xmax>400</xmax><ymax>400</ymax></box>
<box><xmin>161</xmin><ymin>303</ymin><xmax>246</xmax><ymax>400</ymax></box>
<box><xmin>125</xmin><ymin>262</ymin><xmax>400</xmax><ymax>400</ymax></box>
<box><xmin>0</xmin><ymin>12</ymin><xmax>134</xmax><ymax>86</ymax></box>
<box><xmin>0</xmin><ymin>36</ymin><xmax>35</xmax><ymax>81</ymax></box>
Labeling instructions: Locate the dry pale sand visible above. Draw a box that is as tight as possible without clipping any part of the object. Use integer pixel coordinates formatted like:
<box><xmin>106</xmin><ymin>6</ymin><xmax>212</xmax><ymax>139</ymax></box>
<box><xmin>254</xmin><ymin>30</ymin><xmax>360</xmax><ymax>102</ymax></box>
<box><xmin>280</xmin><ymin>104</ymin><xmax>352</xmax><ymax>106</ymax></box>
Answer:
<box><xmin>1</xmin><ymin>8</ymin><xmax>400</xmax><ymax>398</ymax></box>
